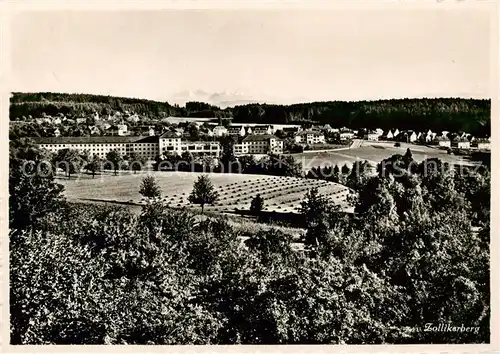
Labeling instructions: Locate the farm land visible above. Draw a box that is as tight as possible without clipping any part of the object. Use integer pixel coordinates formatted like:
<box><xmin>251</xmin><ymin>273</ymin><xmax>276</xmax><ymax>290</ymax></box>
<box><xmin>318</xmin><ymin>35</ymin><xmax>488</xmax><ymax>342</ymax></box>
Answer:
<box><xmin>59</xmin><ymin>171</ymin><xmax>351</xmax><ymax>214</ymax></box>
<box><xmin>294</xmin><ymin>140</ymin><xmax>476</xmax><ymax>170</ymax></box>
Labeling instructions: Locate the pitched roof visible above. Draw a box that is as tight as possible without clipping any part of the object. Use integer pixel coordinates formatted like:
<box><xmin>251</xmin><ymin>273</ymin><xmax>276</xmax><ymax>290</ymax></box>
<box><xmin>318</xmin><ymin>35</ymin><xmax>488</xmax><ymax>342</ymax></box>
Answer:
<box><xmin>242</xmin><ymin>134</ymin><xmax>281</xmax><ymax>142</ymax></box>
<box><xmin>297</xmin><ymin>130</ymin><xmax>324</xmax><ymax>136</ymax></box>
<box><xmin>32</xmin><ymin>136</ymin><xmax>157</xmax><ymax>145</ymax></box>
<box><xmin>452</xmin><ymin>136</ymin><xmax>470</xmax><ymax>143</ymax></box>
<box><xmin>159</xmin><ymin>131</ymin><xmax>181</xmax><ymax>138</ymax></box>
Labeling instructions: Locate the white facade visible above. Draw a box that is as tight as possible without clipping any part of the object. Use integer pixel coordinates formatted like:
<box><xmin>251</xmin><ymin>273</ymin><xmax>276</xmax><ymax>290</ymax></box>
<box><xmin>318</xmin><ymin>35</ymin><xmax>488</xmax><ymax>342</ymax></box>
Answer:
<box><xmin>234</xmin><ymin>135</ymin><xmax>284</xmax><ymax>156</ymax></box>
<box><xmin>340</xmin><ymin>132</ymin><xmax>354</xmax><ymax>141</ymax></box>
<box><xmin>213</xmin><ymin>126</ymin><xmax>228</xmax><ymax>137</ymax></box>
<box><xmin>117</xmin><ymin>124</ymin><xmax>128</xmax><ymax>136</ymax></box>
<box><xmin>438</xmin><ymin>139</ymin><xmax>451</xmax><ymax>148</ymax></box>
<box><xmin>295</xmin><ymin>131</ymin><xmax>326</xmax><ymax>145</ymax></box>
<box><xmin>35</xmin><ymin>135</ymin><xmax>221</xmax><ymax>161</ymax></box>
<box><xmin>365</xmin><ymin>133</ymin><xmax>378</xmax><ymax>141</ymax></box>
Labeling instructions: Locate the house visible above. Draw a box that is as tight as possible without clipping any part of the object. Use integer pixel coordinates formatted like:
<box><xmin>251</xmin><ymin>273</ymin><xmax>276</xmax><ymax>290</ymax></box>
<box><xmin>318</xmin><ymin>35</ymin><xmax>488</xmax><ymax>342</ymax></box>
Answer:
<box><xmin>433</xmin><ymin>136</ymin><xmax>451</xmax><ymax>148</ymax></box>
<box><xmin>107</xmin><ymin>124</ymin><xmax>128</xmax><ymax>136</ymax></box>
<box><xmin>452</xmin><ymin>137</ymin><xmax>470</xmax><ymax>149</ymax></box>
<box><xmin>474</xmin><ymin>138</ymin><xmax>491</xmax><ymax>150</ymax></box>
<box><xmin>52</xmin><ymin>117</ymin><xmax>62</xmax><ymax>125</ymax></box>
<box><xmin>321</xmin><ymin>124</ymin><xmax>334</xmax><ymax>132</ymax></box>
<box><xmin>127</xmin><ymin>114</ymin><xmax>140</xmax><ymax>123</ymax></box>
<box><xmin>89</xmin><ymin>126</ymin><xmax>101</xmax><ymax>136</ymax></box>
<box><xmin>382</xmin><ymin>130</ymin><xmax>394</xmax><ymax>140</ymax></box>
<box><xmin>253</xmin><ymin>125</ymin><xmax>274</xmax><ymax>135</ymax></box>
<box><xmin>339</xmin><ymin>131</ymin><xmax>354</xmax><ymax>141</ymax></box>
<box><xmin>35</xmin><ymin>117</ymin><xmax>52</xmax><ymax>124</ymax></box>
<box><xmin>146</xmin><ymin>126</ymin><xmax>156</xmax><ymax>136</ymax></box>
<box><xmin>397</xmin><ymin>131</ymin><xmax>418</xmax><ymax>143</ymax></box>
<box><xmin>364</xmin><ymin>130</ymin><xmax>379</xmax><ymax>141</ymax></box>
<box><xmin>282</xmin><ymin>126</ymin><xmax>302</xmax><ymax>135</ymax></box>
<box><xmin>76</xmin><ymin>117</ymin><xmax>87</xmax><ymax>124</ymax></box>
<box><xmin>228</xmin><ymin>125</ymin><xmax>246</xmax><ymax>137</ymax></box>
<box><xmin>294</xmin><ymin>130</ymin><xmax>326</xmax><ymax>145</ymax></box>
<box><xmin>212</xmin><ymin>125</ymin><xmax>228</xmax><ymax>137</ymax></box>
<box><xmin>233</xmin><ymin>134</ymin><xmax>284</xmax><ymax>156</ymax></box>
<box><xmin>53</xmin><ymin>128</ymin><xmax>61</xmax><ymax>137</ymax></box>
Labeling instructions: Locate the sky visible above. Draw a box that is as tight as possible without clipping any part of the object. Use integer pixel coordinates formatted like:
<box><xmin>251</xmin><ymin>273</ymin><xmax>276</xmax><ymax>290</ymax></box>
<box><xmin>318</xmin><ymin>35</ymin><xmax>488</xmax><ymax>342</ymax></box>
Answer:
<box><xmin>10</xmin><ymin>6</ymin><xmax>493</xmax><ymax>106</ymax></box>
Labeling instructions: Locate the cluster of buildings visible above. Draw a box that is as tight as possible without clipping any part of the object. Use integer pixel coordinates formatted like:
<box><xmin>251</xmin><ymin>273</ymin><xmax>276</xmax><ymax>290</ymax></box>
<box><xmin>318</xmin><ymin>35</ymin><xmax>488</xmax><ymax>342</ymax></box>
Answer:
<box><xmin>28</xmin><ymin>112</ymin><xmax>491</xmax><ymax>159</ymax></box>
<box><xmin>33</xmin><ymin>130</ymin><xmax>286</xmax><ymax>161</ymax></box>
<box><xmin>362</xmin><ymin>128</ymin><xmax>491</xmax><ymax>150</ymax></box>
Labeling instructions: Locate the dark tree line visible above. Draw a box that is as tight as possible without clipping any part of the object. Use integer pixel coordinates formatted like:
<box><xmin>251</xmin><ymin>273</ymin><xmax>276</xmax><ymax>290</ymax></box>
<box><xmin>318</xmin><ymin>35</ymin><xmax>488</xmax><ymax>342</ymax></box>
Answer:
<box><xmin>10</xmin><ymin>93</ymin><xmax>490</xmax><ymax>136</ymax></box>
<box><xmin>231</xmin><ymin>98</ymin><xmax>490</xmax><ymax>135</ymax></box>
<box><xmin>10</xmin><ymin>93</ymin><xmax>232</xmax><ymax>120</ymax></box>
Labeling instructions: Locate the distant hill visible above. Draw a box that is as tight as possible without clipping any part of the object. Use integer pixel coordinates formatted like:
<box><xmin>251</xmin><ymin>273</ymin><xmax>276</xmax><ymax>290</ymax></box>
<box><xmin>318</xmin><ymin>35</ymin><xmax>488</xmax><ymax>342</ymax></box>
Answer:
<box><xmin>10</xmin><ymin>92</ymin><xmax>490</xmax><ymax>135</ymax></box>
<box><xmin>9</xmin><ymin>92</ymin><xmax>232</xmax><ymax>120</ymax></box>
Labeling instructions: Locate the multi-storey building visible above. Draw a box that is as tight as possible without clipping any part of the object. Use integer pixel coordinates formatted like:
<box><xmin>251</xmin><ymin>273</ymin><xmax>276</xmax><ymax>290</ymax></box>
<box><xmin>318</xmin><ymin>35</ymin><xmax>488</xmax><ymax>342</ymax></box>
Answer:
<box><xmin>34</xmin><ymin>133</ymin><xmax>221</xmax><ymax>161</ymax></box>
<box><xmin>253</xmin><ymin>125</ymin><xmax>275</xmax><ymax>135</ymax></box>
<box><xmin>294</xmin><ymin>130</ymin><xmax>326</xmax><ymax>145</ymax></box>
<box><xmin>212</xmin><ymin>126</ymin><xmax>228</xmax><ymax>137</ymax></box>
<box><xmin>364</xmin><ymin>130</ymin><xmax>379</xmax><ymax>141</ymax></box>
<box><xmin>233</xmin><ymin>134</ymin><xmax>283</xmax><ymax>156</ymax></box>
<box><xmin>34</xmin><ymin>136</ymin><xmax>159</xmax><ymax>160</ymax></box>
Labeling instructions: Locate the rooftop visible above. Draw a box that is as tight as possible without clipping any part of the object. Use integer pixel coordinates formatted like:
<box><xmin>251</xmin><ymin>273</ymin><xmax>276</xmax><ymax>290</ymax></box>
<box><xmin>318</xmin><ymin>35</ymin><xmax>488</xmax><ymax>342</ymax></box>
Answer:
<box><xmin>296</xmin><ymin>130</ymin><xmax>323</xmax><ymax>136</ymax></box>
<box><xmin>32</xmin><ymin>136</ymin><xmax>157</xmax><ymax>145</ymax></box>
<box><xmin>242</xmin><ymin>134</ymin><xmax>281</xmax><ymax>142</ymax></box>
<box><xmin>159</xmin><ymin>131</ymin><xmax>181</xmax><ymax>139</ymax></box>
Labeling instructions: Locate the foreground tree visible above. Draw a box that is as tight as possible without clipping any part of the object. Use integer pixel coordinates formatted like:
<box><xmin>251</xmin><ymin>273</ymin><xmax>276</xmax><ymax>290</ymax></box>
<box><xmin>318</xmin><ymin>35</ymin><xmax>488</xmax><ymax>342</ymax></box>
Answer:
<box><xmin>53</xmin><ymin>148</ymin><xmax>84</xmax><ymax>179</ymax></box>
<box><xmin>250</xmin><ymin>194</ymin><xmax>265</xmax><ymax>214</ymax></box>
<box><xmin>188</xmin><ymin>174</ymin><xmax>218</xmax><ymax>213</ymax></box>
<box><xmin>105</xmin><ymin>150</ymin><xmax>123</xmax><ymax>176</ymax></box>
<box><xmin>128</xmin><ymin>151</ymin><xmax>146</xmax><ymax>174</ymax></box>
<box><xmin>139</xmin><ymin>175</ymin><xmax>162</xmax><ymax>200</ymax></box>
<box><xmin>86</xmin><ymin>155</ymin><xmax>102</xmax><ymax>178</ymax></box>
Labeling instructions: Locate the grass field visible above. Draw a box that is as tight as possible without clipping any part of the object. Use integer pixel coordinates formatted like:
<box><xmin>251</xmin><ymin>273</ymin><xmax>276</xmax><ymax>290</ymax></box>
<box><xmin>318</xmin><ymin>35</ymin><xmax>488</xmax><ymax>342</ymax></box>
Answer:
<box><xmin>59</xmin><ymin>171</ymin><xmax>351</xmax><ymax>214</ymax></box>
<box><xmin>294</xmin><ymin>141</ymin><xmax>475</xmax><ymax>170</ymax></box>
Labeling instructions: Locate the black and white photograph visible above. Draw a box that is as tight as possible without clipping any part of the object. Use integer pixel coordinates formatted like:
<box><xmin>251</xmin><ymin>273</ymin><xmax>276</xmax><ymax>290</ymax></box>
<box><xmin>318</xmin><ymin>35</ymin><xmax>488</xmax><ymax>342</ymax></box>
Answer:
<box><xmin>4</xmin><ymin>1</ymin><xmax>497</xmax><ymax>347</ymax></box>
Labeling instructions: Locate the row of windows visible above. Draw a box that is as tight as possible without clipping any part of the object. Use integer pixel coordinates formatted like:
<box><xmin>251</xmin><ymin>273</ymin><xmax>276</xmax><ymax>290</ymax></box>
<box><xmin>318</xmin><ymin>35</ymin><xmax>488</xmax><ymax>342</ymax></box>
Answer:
<box><xmin>42</xmin><ymin>143</ymin><xmax>156</xmax><ymax>148</ymax></box>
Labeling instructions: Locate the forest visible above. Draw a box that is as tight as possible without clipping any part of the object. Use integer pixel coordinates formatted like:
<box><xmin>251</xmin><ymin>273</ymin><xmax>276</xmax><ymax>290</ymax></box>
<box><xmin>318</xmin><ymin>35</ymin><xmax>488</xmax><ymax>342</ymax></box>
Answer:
<box><xmin>9</xmin><ymin>137</ymin><xmax>490</xmax><ymax>344</ymax></box>
<box><xmin>10</xmin><ymin>92</ymin><xmax>490</xmax><ymax>136</ymax></box>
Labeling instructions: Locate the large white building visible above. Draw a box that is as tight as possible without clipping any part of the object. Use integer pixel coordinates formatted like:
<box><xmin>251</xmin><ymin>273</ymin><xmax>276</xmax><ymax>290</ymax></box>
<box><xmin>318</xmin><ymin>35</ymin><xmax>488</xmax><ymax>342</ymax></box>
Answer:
<box><xmin>34</xmin><ymin>136</ymin><xmax>159</xmax><ymax>160</ymax></box>
<box><xmin>233</xmin><ymin>134</ymin><xmax>284</xmax><ymax>156</ymax></box>
<box><xmin>34</xmin><ymin>133</ymin><xmax>221</xmax><ymax>161</ymax></box>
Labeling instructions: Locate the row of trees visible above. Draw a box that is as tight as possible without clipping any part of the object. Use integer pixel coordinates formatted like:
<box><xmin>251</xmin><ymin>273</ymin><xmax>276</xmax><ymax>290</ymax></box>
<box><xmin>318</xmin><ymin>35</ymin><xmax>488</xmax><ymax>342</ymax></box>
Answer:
<box><xmin>11</xmin><ymin>93</ymin><xmax>490</xmax><ymax>136</ymax></box>
<box><xmin>9</xmin><ymin>138</ymin><xmax>490</xmax><ymax>344</ymax></box>
<box><xmin>154</xmin><ymin>152</ymin><xmax>303</xmax><ymax>178</ymax></box>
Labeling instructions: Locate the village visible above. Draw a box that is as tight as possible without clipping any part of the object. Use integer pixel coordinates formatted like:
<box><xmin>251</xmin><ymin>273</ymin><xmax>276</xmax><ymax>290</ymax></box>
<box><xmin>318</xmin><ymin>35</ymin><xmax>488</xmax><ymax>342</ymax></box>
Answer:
<box><xmin>11</xmin><ymin>110</ymin><xmax>492</xmax><ymax>163</ymax></box>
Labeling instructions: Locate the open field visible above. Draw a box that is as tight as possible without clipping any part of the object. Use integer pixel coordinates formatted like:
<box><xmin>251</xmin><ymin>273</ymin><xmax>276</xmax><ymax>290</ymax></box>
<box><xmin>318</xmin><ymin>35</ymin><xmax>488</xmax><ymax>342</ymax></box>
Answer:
<box><xmin>59</xmin><ymin>171</ymin><xmax>351</xmax><ymax>214</ymax></box>
<box><xmin>294</xmin><ymin>140</ymin><xmax>476</xmax><ymax>170</ymax></box>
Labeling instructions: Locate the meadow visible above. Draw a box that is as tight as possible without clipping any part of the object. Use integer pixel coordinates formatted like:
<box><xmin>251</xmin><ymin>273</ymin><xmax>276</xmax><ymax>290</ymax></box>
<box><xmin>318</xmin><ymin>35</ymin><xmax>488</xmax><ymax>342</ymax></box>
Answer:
<box><xmin>58</xmin><ymin>171</ymin><xmax>351</xmax><ymax>214</ymax></box>
<box><xmin>294</xmin><ymin>141</ymin><xmax>474</xmax><ymax>170</ymax></box>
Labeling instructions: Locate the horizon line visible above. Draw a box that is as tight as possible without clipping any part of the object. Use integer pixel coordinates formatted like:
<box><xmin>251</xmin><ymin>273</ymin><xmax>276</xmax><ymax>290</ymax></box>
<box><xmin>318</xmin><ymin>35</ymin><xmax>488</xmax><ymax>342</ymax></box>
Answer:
<box><xmin>10</xmin><ymin>91</ymin><xmax>491</xmax><ymax>109</ymax></box>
